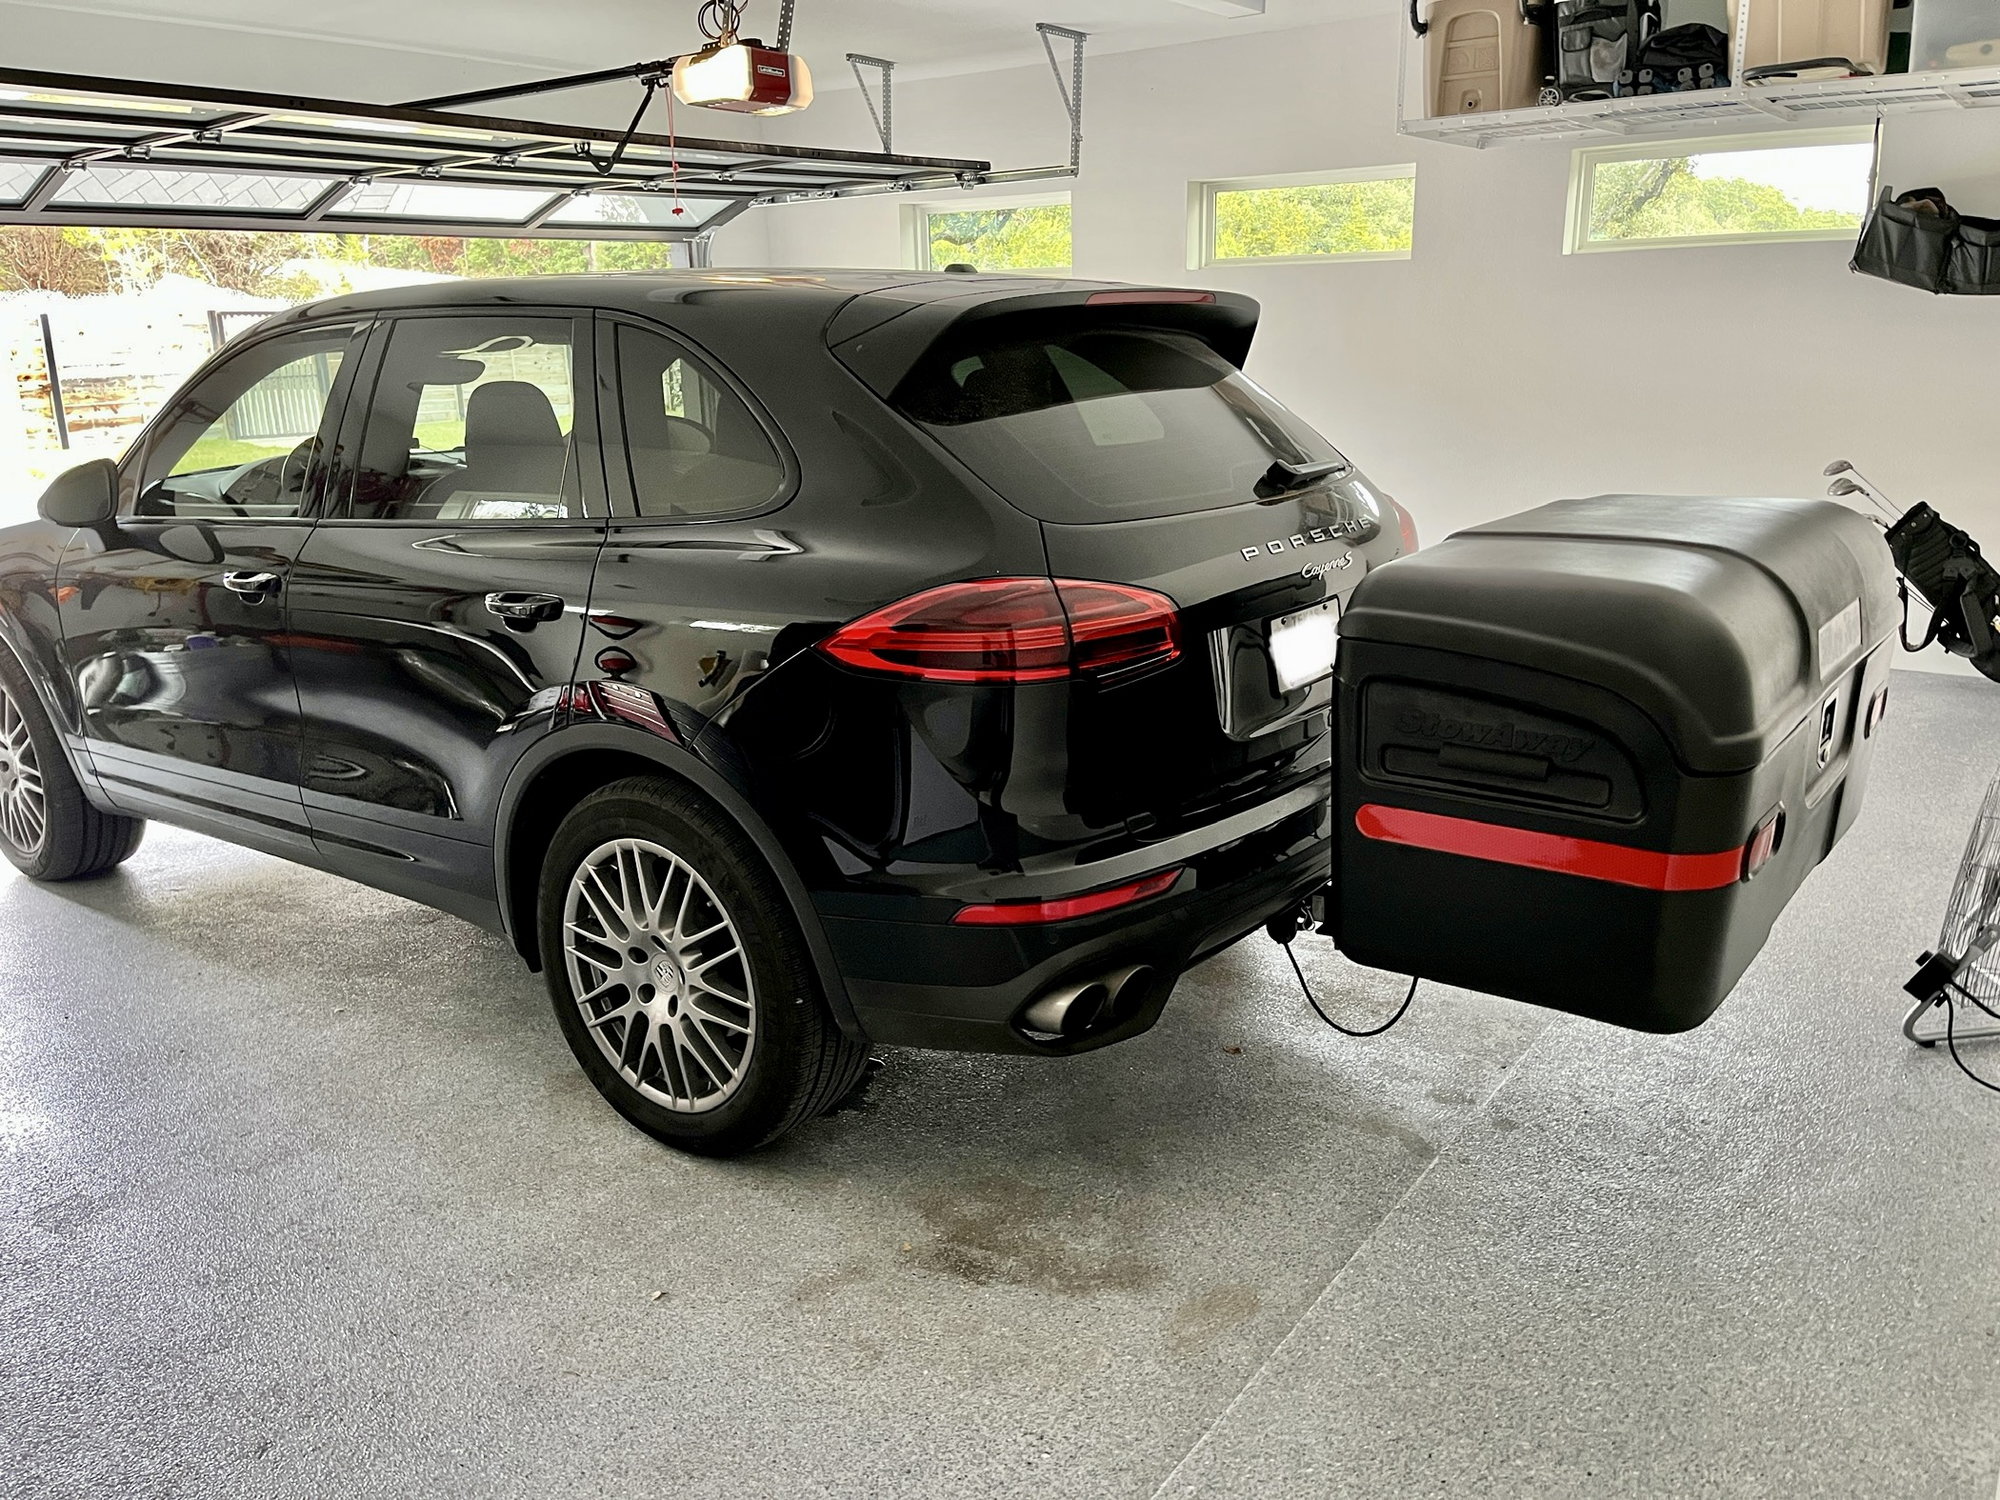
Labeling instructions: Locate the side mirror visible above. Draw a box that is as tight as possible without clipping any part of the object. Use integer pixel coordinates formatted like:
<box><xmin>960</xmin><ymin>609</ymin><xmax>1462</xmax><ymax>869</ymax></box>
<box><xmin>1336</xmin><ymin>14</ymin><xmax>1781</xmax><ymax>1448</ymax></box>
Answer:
<box><xmin>37</xmin><ymin>459</ymin><xmax>119</xmax><ymax>528</ymax></box>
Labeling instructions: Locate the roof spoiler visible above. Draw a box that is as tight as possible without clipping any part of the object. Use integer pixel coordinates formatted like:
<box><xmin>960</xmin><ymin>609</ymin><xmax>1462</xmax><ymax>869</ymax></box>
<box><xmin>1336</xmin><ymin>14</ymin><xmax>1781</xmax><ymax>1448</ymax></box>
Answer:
<box><xmin>825</xmin><ymin>283</ymin><xmax>1261</xmax><ymax>400</ymax></box>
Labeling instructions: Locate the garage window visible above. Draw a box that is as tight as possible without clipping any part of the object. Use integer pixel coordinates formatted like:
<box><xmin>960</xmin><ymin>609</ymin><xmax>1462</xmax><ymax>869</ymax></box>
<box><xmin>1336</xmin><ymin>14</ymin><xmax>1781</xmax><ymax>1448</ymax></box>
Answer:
<box><xmin>909</xmin><ymin>198</ymin><xmax>1071</xmax><ymax>274</ymax></box>
<box><xmin>1193</xmin><ymin>167</ymin><xmax>1417</xmax><ymax>268</ymax></box>
<box><xmin>0</xmin><ymin>160</ymin><xmax>48</xmax><ymax>205</ymax></box>
<box><xmin>1567</xmin><ymin>129</ymin><xmax>1875</xmax><ymax>253</ymax></box>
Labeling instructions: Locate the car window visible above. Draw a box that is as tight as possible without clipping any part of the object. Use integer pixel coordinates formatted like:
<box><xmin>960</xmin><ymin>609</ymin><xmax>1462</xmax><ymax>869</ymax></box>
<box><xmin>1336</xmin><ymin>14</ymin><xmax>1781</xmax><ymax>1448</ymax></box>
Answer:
<box><xmin>616</xmin><ymin>324</ymin><xmax>784</xmax><ymax>520</ymax></box>
<box><xmin>895</xmin><ymin>321</ymin><xmax>1345</xmax><ymax>525</ymax></box>
<box><xmin>346</xmin><ymin>315</ymin><xmax>584</xmax><ymax>523</ymax></box>
<box><xmin>134</xmin><ymin>324</ymin><xmax>361</xmax><ymax>520</ymax></box>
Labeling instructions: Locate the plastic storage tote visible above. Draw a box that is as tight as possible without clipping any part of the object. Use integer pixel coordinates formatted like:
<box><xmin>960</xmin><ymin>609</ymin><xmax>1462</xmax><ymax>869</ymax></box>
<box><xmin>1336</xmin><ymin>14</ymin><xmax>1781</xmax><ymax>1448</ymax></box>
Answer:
<box><xmin>1425</xmin><ymin>0</ymin><xmax>1544</xmax><ymax>114</ymax></box>
<box><xmin>1911</xmin><ymin>0</ymin><xmax>2000</xmax><ymax>70</ymax></box>
<box><xmin>1334</xmin><ymin>494</ymin><xmax>1897</xmax><ymax>1033</ymax></box>
<box><xmin>1743</xmin><ymin>0</ymin><xmax>1894</xmax><ymax>74</ymax></box>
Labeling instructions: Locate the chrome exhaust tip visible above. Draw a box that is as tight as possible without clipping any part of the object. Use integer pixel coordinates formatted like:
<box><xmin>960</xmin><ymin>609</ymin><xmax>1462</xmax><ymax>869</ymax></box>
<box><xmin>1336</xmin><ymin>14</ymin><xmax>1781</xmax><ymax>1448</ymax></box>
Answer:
<box><xmin>1022</xmin><ymin>979</ymin><xmax>1112</xmax><ymax>1039</ymax></box>
<box><xmin>1100</xmin><ymin>964</ymin><xmax>1157</xmax><ymax>1023</ymax></box>
<box><xmin>1021</xmin><ymin>964</ymin><xmax>1158</xmax><ymax>1040</ymax></box>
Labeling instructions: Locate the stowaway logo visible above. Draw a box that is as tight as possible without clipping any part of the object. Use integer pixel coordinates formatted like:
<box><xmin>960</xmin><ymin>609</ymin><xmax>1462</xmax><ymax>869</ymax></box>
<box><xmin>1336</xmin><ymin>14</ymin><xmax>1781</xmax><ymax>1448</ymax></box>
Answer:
<box><xmin>1395</xmin><ymin>709</ymin><xmax>1595</xmax><ymax>765</ymax></box>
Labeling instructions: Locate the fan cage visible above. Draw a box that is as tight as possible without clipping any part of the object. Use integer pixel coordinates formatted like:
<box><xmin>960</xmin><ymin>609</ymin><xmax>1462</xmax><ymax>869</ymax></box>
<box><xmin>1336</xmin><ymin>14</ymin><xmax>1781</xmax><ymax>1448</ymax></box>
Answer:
<box><xmin>1938</xmin><ymin>771</ymin><xmax>2000</xmax><ymax>1009</ymax></box>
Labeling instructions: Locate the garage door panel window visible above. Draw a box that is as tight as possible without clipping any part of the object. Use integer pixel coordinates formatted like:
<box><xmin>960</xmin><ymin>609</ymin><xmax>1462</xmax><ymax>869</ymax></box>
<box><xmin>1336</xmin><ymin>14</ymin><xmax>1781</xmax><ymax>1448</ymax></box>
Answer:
<box><xmin>615</xmin><ymin>325</ymin><xmax>785</xmax><ymax>520</ymax></box>
<box><xmin>1195</xmin><ymin>168</ymin><xmax>1417</xmax><ymax>267</ymax></box>
<box><xmin>348</xmin><ymin>315</ymin><xmax>584</xmax><ymax>523</ymax></box>
<box><xmin>913</xmin><ymin>200</ymin><xmax>1072</xmax><ymax>274</ymax></box>
<box><xmin>133</xmin><ymin>323</ymin><xmax>362</xmax><ymax>521</ymax></box>
<box><xmin>1568</xmin><ymin>131</ymin><xmax>1874</xmax><ymax>253</ymax></box>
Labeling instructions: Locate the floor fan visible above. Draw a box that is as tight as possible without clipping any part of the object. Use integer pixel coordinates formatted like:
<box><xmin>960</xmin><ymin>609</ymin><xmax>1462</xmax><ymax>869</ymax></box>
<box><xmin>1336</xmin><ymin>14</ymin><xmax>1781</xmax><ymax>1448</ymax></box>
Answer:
<box><xmin>1904</xmin><ymin>770</ymin><xmax>2000</xmax><ymax>1064</ymax></box>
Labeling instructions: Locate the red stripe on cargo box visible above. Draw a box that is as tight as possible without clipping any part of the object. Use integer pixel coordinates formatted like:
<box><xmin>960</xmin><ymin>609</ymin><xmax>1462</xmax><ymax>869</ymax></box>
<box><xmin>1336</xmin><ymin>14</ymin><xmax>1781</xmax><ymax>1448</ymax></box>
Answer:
<box><xmin>1355</xmin><ymin>805</ymin><xmax>1744</xmax><ymax>892</ymax></box>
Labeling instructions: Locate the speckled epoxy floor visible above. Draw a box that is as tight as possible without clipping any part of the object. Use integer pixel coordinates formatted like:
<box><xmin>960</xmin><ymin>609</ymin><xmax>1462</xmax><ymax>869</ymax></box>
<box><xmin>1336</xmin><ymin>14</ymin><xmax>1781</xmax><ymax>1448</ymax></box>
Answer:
<box><xmin>3</xmin><ymin>671</ymin><xmax>1997</xmax><ymax>1500</ymax></box>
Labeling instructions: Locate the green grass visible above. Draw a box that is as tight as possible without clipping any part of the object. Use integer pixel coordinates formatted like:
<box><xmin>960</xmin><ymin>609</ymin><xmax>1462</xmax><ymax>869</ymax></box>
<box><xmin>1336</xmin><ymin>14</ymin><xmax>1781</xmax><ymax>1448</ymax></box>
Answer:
<box><xmin>173</xmin><ymin>433</ymin><xmax>303</xmax><ymax>475</ymax></box>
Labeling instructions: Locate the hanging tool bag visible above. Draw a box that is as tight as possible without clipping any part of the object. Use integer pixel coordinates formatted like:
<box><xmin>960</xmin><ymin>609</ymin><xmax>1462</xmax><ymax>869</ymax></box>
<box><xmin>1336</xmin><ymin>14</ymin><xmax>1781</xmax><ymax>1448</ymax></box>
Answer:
<box><xmin>1852</xmin><ymin>186</ymin><xmax>2000</xmax><ymax>295</ymax></box>
<box><xmin>1554</xmin><ymin>0</ymin><xmax>1661</xmax><ymax>98</ymax></box>
<box><xmin>1628</xmin><ymin>22</ymin><xmax>1731</xmax><ymax>89</ymax></box>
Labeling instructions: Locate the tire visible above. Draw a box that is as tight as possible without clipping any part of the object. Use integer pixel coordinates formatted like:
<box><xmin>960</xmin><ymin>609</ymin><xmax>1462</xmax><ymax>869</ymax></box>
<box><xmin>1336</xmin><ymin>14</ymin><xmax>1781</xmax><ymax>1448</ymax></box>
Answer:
<box><xmin>0</xmin><ymin>647</ymin><xmax>145</xmax><ymax>882</ymax></box>
<box><xmin>538</xmin><ymin>774</ymin><xmax>869</xmax><ymax>1157</ymax></box>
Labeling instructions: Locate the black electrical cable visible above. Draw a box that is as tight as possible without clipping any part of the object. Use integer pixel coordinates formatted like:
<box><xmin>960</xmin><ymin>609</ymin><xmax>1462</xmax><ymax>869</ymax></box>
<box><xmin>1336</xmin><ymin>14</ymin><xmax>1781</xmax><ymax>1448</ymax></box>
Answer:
<box><xmin>698</xmin><ymin>0</ymin><xmax>744</xmax><ymax>43</ymax></box>
<box><xmin>1281</xmin><ymin>936</ymin><xmax>1420</xmax><ymax>1038</ymax></box>
<box><xmin>1943</xmin><ymin>982</ymin><xmax>2000</xmax><ymax>1095</ymax></box>
<box><xmin>1949</xmin><ymin>976</ymin><xmax>2000</xmax><ymax>1025</ymax></box>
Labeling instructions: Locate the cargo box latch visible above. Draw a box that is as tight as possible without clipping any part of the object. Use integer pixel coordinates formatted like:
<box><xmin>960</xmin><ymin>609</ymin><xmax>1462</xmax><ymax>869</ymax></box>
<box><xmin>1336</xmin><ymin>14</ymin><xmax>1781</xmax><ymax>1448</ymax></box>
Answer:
<box><xmin>1817</xmin><ymin>692</ymin><xmax>1841</xmax><ymax>770</ymax></box>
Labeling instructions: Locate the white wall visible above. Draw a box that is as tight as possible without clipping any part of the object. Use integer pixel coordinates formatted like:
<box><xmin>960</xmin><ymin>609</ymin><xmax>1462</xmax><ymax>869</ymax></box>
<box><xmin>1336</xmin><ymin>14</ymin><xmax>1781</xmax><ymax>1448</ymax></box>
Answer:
<box><xmin>743</xmin><ymin>13</ymin><xmax>2000</xmax><ymax>676</ymax></box>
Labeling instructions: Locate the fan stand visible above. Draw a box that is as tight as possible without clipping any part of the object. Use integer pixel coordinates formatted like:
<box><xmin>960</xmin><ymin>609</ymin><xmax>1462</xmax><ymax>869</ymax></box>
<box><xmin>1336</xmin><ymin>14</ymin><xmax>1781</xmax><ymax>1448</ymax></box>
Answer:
<box><xmin>1902</xmin><ymin>994</ymin><xmax>2000</xmax><ymax>1048</ymax></box>
<box><xmin>1903</xmin><ymin>926</ymin><xmax>2000</xmax><ymax>1048</ymax></box>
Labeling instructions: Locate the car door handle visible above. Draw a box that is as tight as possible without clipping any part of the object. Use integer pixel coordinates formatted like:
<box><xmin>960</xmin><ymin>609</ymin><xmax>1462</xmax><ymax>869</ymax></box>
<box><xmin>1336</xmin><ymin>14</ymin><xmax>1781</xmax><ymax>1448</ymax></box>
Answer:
<box><xmin>221</xmin><ymin>570</ymin><xmax>282</xmax><ymax>599</ymax></box>
<box><xmin>485</xmin><ymin>592</ymin><xmax>566</xmax><ymax>625</ymax></box>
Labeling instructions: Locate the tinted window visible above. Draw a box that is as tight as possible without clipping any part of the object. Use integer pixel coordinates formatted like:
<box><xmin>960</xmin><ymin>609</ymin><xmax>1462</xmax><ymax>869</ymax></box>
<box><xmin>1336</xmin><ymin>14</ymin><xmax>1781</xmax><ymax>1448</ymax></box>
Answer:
<box><xmin>897</xmin><ymin>324</ymin><xmax>1344</xmax><ymax>525</ymax></box>
<box><xmin>616</xmin><ymin>324</ymin><xmax>784</xmax><ymax>519</ymax></box>
<box><xmin>346</xmin><ymin>315</ymin><xmax>583</xmax><ymax>522</ymax></box>
<box><xmin>135</xmin><ymin>324</ymin><xmax>359</xmax><ymax>519</ymax></box>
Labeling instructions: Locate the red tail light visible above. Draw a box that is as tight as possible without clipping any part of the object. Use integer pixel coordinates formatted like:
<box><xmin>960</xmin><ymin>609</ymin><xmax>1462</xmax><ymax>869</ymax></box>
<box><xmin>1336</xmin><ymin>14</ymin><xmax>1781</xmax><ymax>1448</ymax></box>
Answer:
<box><xmin>953</xmin><ymin>868</ymin><xmax>1183</xmax><ymax>926</ymax></box>
<box><xmin>1393</xmin><ymin>500</ymin><xmax>1420</xmax><ymax>555</ymax></box>
<box><xmin>820</xmin><ymin>578</ymin><xmax>1181</xmax><ymax>684</ymax></box>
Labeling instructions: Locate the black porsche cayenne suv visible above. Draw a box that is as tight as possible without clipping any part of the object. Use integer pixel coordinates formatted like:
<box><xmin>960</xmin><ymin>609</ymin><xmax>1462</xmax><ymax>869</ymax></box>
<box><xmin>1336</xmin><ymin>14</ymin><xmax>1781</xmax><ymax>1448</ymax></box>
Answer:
<box><xmin>0</xmin><ymin>270</ymin><xmax>1411</xmax><ymax>1154</ymax></box>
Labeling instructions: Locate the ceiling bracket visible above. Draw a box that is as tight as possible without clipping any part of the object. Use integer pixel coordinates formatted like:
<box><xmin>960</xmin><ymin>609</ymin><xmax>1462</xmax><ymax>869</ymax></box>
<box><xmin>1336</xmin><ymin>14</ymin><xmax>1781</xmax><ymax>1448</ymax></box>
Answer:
<box><xmin>1038</xmin><ymin>22</ymin><xmax>1088</xmax><ymax>175</ymax></box>
<box><xmin>847</xmin><ymin>53</ymin><xmax>896</xmax><ymax>154</ymax></box>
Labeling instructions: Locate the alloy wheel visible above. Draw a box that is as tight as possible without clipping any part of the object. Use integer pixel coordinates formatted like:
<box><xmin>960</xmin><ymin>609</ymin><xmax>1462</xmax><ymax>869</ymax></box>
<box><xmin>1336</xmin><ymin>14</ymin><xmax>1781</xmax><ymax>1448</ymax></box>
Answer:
<box><xmin>0</xmin><ymin>683</ymin><xmax>46</xmax><ymax>857</ymax></box>
<box><xmin>562</xmin><ymin>837</ymin><xmax>757</xmax><ymax>1113</ymax></box>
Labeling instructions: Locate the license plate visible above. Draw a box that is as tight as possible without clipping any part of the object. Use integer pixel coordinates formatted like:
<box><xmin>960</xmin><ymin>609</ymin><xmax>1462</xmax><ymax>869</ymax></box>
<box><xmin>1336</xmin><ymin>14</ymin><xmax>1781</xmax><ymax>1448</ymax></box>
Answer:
<box><xmin>1268</xmin><ymin>601</ymin><xmax>1338</xmax><ymax>693</ymax></box>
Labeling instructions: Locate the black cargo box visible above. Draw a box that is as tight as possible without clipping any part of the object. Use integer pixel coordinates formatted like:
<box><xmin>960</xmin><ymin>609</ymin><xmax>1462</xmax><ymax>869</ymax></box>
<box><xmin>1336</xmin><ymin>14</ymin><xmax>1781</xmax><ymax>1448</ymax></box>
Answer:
<box><xmin>1335</xmin><ymin>495</ymin><xmax>1898</xmax><ymax>1033</ymax></box>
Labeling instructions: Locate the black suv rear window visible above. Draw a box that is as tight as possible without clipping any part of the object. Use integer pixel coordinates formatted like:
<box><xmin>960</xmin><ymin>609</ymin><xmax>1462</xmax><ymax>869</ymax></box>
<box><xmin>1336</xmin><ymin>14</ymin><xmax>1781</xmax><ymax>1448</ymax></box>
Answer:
<box><xmin>895</xmin><ymin>323</ymin><xmax>1345</xmax><ymax>525</ymax></box>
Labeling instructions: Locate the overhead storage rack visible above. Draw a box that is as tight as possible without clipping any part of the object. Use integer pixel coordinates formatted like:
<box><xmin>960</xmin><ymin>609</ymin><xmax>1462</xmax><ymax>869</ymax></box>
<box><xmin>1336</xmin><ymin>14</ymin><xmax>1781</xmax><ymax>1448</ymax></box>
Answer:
<box><xmin>0</xmin><ymin>65</ymin><xmax>994</xmax><ymax>242</ymax></box>
<box><xmin>1402</xmin><ymin>63</ymin><xmax>2000</xmax><ymax>149</ymax></box>
<box><xmin>1400</xmin><ymin>0</ymin><xmax>2000</xmax><ymax>154</ymax></box>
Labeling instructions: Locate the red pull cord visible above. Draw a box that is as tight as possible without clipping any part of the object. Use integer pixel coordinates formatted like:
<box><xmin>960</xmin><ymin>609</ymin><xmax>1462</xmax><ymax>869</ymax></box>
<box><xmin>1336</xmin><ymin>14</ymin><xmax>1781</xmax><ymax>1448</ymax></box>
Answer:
<box><xmin>667</xmin><ymin>85</ymin><xmax>685</xmax><ymax>218</ymax></box>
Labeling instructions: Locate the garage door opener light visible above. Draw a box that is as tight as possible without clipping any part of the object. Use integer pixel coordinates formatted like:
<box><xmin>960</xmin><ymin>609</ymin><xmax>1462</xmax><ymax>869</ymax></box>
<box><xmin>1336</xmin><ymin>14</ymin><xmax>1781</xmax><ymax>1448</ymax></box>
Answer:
<box><xmin>671</xmin><ymin>0</ymin><xmax>813</xmax><ymax>115</ymax></box>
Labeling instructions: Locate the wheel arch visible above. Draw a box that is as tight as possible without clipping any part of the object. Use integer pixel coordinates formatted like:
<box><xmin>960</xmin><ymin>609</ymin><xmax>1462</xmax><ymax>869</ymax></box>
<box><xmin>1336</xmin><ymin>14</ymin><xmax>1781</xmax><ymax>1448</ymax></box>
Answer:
<box><xmin>0</xmin><ymin>615</ymin><xmax>96</xmax><ymax>793</ymax></box>
<box><xmin>494</xmin><ymin>723</ymin><xmax>865</xmax><ymax>1042</ymax></box>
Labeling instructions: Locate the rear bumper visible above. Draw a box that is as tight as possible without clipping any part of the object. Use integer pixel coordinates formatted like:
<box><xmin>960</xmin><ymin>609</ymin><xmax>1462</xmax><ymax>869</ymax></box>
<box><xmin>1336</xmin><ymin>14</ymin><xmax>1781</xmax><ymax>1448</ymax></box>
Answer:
<box><xmin>819</xmin><ymin>783</ymin><xmax>1332</xmax><ymax>1055</ymax></box>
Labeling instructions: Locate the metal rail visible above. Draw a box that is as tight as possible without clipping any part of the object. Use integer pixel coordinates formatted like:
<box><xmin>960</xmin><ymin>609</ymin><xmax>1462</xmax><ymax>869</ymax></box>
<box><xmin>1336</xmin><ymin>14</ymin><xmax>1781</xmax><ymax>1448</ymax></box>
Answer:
<box><xmin>0</xmin><ymin>25</ymin><xmax>1090</xmax><ymax>237</ymax></box>
<box><xmin>0</xmin><ymin>64</ymin><xmax>989</xmax><ymax>241</ymax></box>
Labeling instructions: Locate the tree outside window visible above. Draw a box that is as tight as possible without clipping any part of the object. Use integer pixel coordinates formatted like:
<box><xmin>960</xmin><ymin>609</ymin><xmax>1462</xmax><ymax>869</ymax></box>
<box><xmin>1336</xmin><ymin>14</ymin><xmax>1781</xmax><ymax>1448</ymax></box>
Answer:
<box><xmin>1197</xmin><ymin>170</ymin><xmax>1417</xmax><ymax>267</ymax></box>
<box><xmin>1574</xmin><ymin>136</ymin><xmax>1873</xmax><ymax>251</ymax></box>
<box><xmin>918</xmin><ymin>203</ymin><xmax>1072</xmax><ymax>274</ymax></box>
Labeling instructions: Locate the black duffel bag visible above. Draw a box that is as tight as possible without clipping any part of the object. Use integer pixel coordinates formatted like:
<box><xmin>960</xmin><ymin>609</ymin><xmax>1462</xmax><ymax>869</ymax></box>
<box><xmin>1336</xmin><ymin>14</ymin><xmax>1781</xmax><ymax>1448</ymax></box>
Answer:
<box><xmin>1627</xmin><ymin>22</ymin><xmax>1730</xmax><ymax>92</ymax></box>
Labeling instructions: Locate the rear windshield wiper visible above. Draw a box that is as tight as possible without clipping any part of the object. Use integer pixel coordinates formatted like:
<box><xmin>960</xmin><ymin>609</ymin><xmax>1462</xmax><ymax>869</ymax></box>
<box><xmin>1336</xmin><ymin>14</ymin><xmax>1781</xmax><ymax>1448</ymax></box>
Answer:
<box><xmin>1258</xmin><ymin>455</ymin><xmax>1352</xmax><ymax>500</ymax></box>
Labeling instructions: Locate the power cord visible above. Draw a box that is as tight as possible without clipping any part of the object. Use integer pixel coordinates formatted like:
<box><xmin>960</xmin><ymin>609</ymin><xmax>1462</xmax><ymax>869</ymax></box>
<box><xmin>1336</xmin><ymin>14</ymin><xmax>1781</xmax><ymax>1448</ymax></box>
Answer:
<box><xmin>1269</xmin><ymin>905</ymin><xmax>1420</xmax><ymax>1038</ymax></box>
<box><xmin>1945</xmin><ymin>979</ymin><xmax>2000</xmax><ymax>1095</ymax></box>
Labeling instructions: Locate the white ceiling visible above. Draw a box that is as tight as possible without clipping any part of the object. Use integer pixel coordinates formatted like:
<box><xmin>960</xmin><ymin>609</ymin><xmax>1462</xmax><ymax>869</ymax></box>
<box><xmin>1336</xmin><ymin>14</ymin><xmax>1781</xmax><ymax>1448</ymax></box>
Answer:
<box><xmin>3</xmin><ymin>0</ymin><xmax>1381</xmax><ymax>89</ymax></box>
